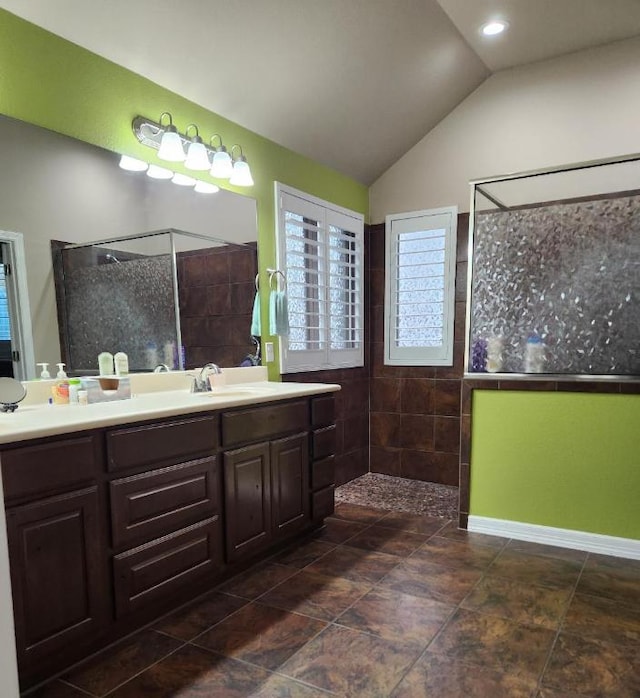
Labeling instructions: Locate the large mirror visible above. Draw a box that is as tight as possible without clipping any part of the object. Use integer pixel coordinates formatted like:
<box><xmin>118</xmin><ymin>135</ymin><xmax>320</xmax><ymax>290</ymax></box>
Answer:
<box><xmin>0</xmin><ymin>114</ymin><xmax>258</xmax><ymax>378</ymax></box>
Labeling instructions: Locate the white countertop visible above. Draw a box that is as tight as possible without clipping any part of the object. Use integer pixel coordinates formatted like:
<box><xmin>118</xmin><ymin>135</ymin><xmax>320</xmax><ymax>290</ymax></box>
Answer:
<box><xmin>0</xmin><ymin>369</ymin><xmax>340</xmax><ymax>445</ymax></box>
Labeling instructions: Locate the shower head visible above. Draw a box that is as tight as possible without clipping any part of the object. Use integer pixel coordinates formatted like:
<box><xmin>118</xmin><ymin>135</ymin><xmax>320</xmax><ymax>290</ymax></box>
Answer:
<box><xmin>105</xmin><ymin>254</ymin><xmax>121</xmax><ymax>264</ymax></box>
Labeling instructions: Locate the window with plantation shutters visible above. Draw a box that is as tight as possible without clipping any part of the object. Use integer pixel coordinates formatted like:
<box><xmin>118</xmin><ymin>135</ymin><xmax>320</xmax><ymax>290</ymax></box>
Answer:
<box><xmin>384</xmin><ymin>207</ymin><xmax>457</xmax><ymax>366</ymax></box>
<box><xmin>276</xmin><ymin>183</ymin><xmax>364</xmax><ymax>372</ymax></box>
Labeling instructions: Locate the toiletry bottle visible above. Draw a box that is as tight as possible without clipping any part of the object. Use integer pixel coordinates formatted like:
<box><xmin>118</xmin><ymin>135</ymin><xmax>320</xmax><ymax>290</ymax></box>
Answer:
<box><xmin>37</xmin><ymin>363</ymin><xmax>51</xmax><ymax>379</ymax></box>
<box><xmin>51</xmin><ymin>379</ymin><xmax>70</xmax><ymax>405</ymax></box>
<box><xmin>98</xmin><ymin>351</ymin><xmax>114</xmax><ymax>376</ymax></box>
<box><xmin>145</xmin><ymin>342</ymin><xmax>158</xmax><ymax>369</ymax></box>
<box><xmin>114</xmin><ymin>351</ymin><xmax>129</xmax><ymax>376</ymax></box>
<box><xmin>524</xmin><ymin>334</ymin><xmax>545</xmax><ymax>373</ymax></box>
<box><xmin>68</xmin><ymin>378</ymin><xmax>81</xmax><ymax>404</ymax></box>
<box><xmin>56</xmin><ymin>363</ymin><xmax>67</xmax><ymax>379</ymax></box>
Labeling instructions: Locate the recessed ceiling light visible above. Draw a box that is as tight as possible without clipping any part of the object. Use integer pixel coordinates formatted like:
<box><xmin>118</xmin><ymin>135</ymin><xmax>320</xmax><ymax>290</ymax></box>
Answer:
<box><xmin>481</xmin><ymin>20</ymin><xmax>508</xmax><ymax>36</ymax></box>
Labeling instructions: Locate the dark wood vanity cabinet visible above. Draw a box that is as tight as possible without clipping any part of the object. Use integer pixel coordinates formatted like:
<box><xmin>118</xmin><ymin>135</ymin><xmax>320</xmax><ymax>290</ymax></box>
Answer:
<box><xmin>1</xmin><ymin>391</ymin><xmax>337</xmax><ymax>690</ymax></box>
<box><xmin>1</xmin><ymin>434</ymin><xmax>108</xmax><ymax>676</ymax></box>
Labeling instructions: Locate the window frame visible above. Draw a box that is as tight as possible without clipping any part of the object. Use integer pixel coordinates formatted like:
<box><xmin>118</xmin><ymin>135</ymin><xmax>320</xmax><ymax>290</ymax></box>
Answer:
<box><xmin>384</xmin><ymin>206</ymin><xmax>458</xmax><ymax>366</ymax></box>
<box><xmin>275</xmin><ymin>182</ymin><xmax>364</xmax><ymax>374</ymax></box>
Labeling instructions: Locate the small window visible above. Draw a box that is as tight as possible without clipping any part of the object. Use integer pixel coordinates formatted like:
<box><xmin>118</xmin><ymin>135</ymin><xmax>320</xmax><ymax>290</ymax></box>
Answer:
<box><xmin>384</xmin><ymin>207</ymin><xmax>457</xmax><ymax>366</ymax></box>
<box><xmin>276</xmin><ymin>183</ymin><xmax>364</xmax><ymax>373</ymax></box>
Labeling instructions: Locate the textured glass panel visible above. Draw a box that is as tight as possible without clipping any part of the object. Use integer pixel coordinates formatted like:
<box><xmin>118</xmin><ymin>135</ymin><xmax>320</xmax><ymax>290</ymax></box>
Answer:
<box><xmin>470</xmin><ymin>191</ymin><xmax>640</xmax><ymax>375</ymax></box>
<box><xmin>398</xmin><ymin>250</ymin><xmax>445</xmax><ymax>266</ymax></box>
<box><xmin>396</xmin><ymin>302</ymin><xmax>443</xmax><ymax>317</ymax></box>
<box><xmin>400</xmin><ymin>229</ymin><xmax>444</xmax><ymax>241</ymax></box>
<box><xmin>397</xmin><ymin>276</ymin><xmax>444</xmax><ymax>292</ymax></box>
<box><xmin>397</xmin><ymin>314</ymin><xmax>443</xmax><ymax>329</ymax></box>
<box><xmin>398</xmin><ymin>236</ymin><xmax>445</xmax><ymax>254</ymax></box>
<box><xmin>397</xmin><ymin>289</ymin><xmax>444</xmax><ymax>304</ymax></box>
<box><xmin>398</xmin><ymin>262</ymin><xmax>444</xmax><ymax>279</ymax></box>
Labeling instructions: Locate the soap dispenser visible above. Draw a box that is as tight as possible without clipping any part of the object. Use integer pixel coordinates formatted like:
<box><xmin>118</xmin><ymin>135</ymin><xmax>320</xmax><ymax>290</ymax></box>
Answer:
<box><xmin>37</xmin><ymin>362</ymin><xmax>51</xmax><ymax>379</ymax></box>
<box><xmin>56</xmin><ymin>363</ymin><xmax>67</xmax><ymax>379</ymax></box>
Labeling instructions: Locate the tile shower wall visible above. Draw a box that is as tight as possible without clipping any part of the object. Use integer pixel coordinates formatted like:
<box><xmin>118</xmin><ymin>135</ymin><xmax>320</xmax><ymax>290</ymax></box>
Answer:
<box><xmin>368</xmin><ymin>215</ymin><xmax>469</xmax><ymax>487</ymax></box>
<box><xmin>178</xmin><ymin>243</ymin><xmax>258</xmax><ymax>369</ymax></box>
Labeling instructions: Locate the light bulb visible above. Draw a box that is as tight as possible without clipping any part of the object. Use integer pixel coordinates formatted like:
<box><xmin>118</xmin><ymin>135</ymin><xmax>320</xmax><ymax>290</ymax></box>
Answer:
<box><xmin>157</xmin><ymin>128</ymin><xmax>186</xmax><ymax>162</ymax></box>
<box><xmin>119</xmin><ymin>155</ymin><xmax>148</xmax><ymax>172</ymax></box>
<box><xmin>194</xmin><ymin>181</ymin><xmax>220</xmax><ymax>194</ymax></box>
<box><xmin>184</xmin><ymin>141</ymin><xmax>210</xmax><ymax>171</ymax></box>
<box><xmin>481</xmin><ymin>20</ymin><xmax>508</xmax><ymax>36</ymax></box>
<box><xmin>147</xmin><ymin>164</ymin><xmax>174</xmax><ymax>179</ymax></box>
<box><xmin>209</xmin><ymin>149</ymin><xmax>233</xmax><ymax>179</ymax></box>
<box><xmin>229</xmin><ymin>159</ymin><xmax>254</xmax><ymax>187</ymax></box>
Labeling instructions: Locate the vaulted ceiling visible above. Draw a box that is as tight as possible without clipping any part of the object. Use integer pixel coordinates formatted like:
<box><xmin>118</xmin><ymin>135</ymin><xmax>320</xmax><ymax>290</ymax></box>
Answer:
<box><xmin>2</xmin><ymin>0</ymin><xmax>640</xmax><ymax>184</ymax></box>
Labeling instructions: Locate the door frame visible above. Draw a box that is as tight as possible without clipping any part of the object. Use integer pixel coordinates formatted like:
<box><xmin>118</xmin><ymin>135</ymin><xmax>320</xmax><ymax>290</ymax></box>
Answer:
<box><xmin>0</xmin><ymin>231</ymin><xmax>35</xmax><ymax>380</ymax></box>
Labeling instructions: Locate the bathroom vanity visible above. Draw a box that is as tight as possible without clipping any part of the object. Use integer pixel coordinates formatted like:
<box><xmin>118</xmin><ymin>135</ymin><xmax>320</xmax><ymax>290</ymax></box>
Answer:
<box><xmin>0</xmin><ymin>373</ymin><xmax>338</xmax><ymax>689</ymax></box>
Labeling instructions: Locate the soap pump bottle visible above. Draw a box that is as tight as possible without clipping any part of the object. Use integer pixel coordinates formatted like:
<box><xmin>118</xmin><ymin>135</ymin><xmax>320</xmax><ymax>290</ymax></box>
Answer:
<box><xmin>37</xmin><ymin>362</ymin><xmax>51</xmax><ymax>379</ymax></box>
<box><xmin>56</xmin><ymin>363</ymin><xmax>67</xmax><ymax>379</ymax></box>
<box><xmin>114</xmin><ymin>351</ymin><xmax>129</xmax><ymax>376</ymax></box>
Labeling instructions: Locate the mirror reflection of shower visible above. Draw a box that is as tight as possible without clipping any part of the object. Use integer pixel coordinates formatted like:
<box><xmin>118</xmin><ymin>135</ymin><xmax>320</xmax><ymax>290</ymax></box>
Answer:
<box><xmin>54</xmin><ymin>229</ymin><xmax>258</xmax><ymax>374</ymax></box>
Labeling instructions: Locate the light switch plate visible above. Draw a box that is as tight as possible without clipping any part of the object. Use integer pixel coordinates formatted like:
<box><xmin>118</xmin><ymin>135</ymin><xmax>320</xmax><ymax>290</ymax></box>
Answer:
<box><xmin>265</xmin><ymin>342</ymin><xmax>274</xmax><ymax>362</ymax></box>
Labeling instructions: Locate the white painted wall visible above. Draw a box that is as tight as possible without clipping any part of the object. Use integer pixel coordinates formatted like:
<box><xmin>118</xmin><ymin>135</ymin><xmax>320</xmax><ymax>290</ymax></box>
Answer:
<box><xmin>370</xmin><ymin>36</ymin><xmax>640</xmax><ymax>221</ymax></box>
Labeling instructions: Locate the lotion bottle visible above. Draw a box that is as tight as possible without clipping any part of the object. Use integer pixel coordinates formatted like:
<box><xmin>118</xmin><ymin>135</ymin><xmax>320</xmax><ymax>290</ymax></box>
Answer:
<box><xmin>98</xmin><ymin>352</ymin><xmax>114</xmax><ymax>376</ymax></box>
<box><xmin>114</xmin><ymin>351</ymin><xmax>129</xmax><ymax>376</ymax></box>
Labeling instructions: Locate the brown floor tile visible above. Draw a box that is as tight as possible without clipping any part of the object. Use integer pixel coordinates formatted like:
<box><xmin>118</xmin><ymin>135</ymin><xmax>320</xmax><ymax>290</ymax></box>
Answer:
<box><xmin>504</xmin><ymin>539</ymin><xmax>588</xmax><ymax>563</ymax></box>
<box><xmin>377</xmin><ymin>510</ymin><xmax>448</xmax><ymax>535</ymax></box>
<box><xmin>26</xmin><ymin>682</ymin><xmax>91</xmax><ymax>697</ymax></box>
<box><xmin>314</xmin><ymin>518</ymin><xmax>367</xmax><ymax>543</ymax></box>
<box><xmin>331</xmin><ymin>503</ymin><xmax>388</xmax><ymax>524</ymax></box>
<box><xmin>218</xmin><ymin>562</ymin><xmax>298</xmax><ymax>600</ymax></box>
<box><xmin>393</xmin><ymin>652</ymin><xmax>538</xmax><ymax>698</ymax></box>
<box><xmin>345</xmin><ymin>524</ymin><xmax>429</xmax><ymax>557</ymax></box>
<box><xmin>412</xmin><ymin>536</ymin><xmax>501</xmax><ymax>570</ymax></box>
<box><xmin>435</xmin><ymin>521</ymin><xmax>506</xmax><ymax>548</ymax></box>
<box><xmin>336</xmin><ymin>586</ymin><xmax>453</xmax><ymax>647</ymax></box>
<box><xmin>62</xmin><ymin>629</ymin><xmax>182</xmax><ymax>696</ymax></box>
<box><xmin>281</xmin><ymin>624</ymin><xmax>421</xmax><ymax>697</ymax></box>
<box><xmin>379</xmin><ymin>556</ymin><xmax>483</xmax><ymax>604</ymax></box>
<box><xmin>154</xmin><ymin>591</ymin><xmax>247</xmax><ymax>641</ymax></box>
<box><xmin>193</xmin><ymin>602</ymin><xmax>326</xmax><ymax>671</ymax></box>
<box><xmin>577</xmin><ymin>554</ymin><xmax>640</xmax><ymax>604</ymax></box>
<box><xmin>428</xmin><ymin>608</ymin><xmax>555</xmax><ymax>683</ymax></box>
<box><xmin>488</xmin><ymin>548</ymin><xmax>583</xmax><ymax>589</ymax></box>
<box><xmin>272</xmin><ymin>540</ymin><xmax>336</xmax><ymax>568</ymax></box>
<box><xmin>250</xmin><ymin>674</ymin><xmax>333</xmax><ymax>697</ymax></box>
<box><xmin>563</xmin><ymin>592</ymin><xmax>640</xmax><ymax>645</ymax></box>
<box><xmin>542</xmin><ymin>632</ymin><xmax>640</xmax><ymax>697</ymax></box>
<box><xmin>305</xmin><ymin>544</ymin><xmax>401</xmax><ymax>583</ymax></box>
<box><xmin>109</xmin><ymin>644</ymin><xmax>270</xmax><ymax>697</ymax></box>
<box><xmin>462</xmin><ymin>575</ymin><xmax>572</xmax><ymax>629</ymax></box>
<box><xmin>259</xmin><ymin>569</ymin><xmax>370</xmax><ymax>621</ymax></box>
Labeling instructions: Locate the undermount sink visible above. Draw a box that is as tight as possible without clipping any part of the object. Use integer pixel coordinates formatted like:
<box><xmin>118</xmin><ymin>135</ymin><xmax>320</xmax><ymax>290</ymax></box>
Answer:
<box><xmin>195</xmin><ymin>385</ymin><xmax>276</xmax><ymax>397</ymax></box>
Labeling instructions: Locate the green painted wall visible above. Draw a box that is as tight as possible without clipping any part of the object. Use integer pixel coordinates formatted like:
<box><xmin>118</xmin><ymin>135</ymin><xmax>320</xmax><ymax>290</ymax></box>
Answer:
<box><xmin>470</xmin><ymin>390</ymin><xmax>640</xmax><ymax>540</ymax></box>
<box><xmin>0</xmin><ymin>9</ymin><xmax>368</xmax><ymax>379</ymax></box>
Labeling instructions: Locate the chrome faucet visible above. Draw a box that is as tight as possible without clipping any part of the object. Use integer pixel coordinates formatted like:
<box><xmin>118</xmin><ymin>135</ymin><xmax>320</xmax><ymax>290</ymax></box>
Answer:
<box><xmin>153</xmin><ymin>363</ymin><xmax>171</xmax><ymax>373</ymax></box>
<box><xmin>190</xmin><ymin>363</ymin><xmax>221</xmax><ymax>392</ymax></box>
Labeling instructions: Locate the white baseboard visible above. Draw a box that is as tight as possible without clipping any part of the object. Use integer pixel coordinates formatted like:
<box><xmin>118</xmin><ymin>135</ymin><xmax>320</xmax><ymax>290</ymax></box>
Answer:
<box><xmin>467</xmin><ymin>515</ymin><xmax>640</xmax><ymax>560</ymax></box>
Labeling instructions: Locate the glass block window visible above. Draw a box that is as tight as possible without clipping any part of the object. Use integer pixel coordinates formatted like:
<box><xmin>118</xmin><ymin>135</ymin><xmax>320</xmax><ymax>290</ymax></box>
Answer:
<box><xmin>384</xmin><ymin>207</ymin><xmax>457</xmax><ymax>366</ymax></box>
<box><xmin>276</xmin><ymin>184</ymin><xmax>364</xmax><ymax>372</ymax></box>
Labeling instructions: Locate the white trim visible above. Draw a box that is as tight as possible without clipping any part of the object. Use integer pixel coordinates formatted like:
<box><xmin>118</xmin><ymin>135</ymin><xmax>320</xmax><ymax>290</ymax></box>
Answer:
<box><xmin>468</xmin><ymin>515</ymin><xmax>640</xmax><ymax>560</ymax></box>
<box><xmin>0</xmin><ymin>231</ymin><xmax>35</xmax><ymax>380</ymax></box>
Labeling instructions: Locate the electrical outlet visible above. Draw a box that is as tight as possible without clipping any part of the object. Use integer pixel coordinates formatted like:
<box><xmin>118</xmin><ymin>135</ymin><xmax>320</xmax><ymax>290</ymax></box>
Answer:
<box><xmin>265</xmin><ymin>342</ymin><xmax>275</xmax><ymax>362</ymax></box>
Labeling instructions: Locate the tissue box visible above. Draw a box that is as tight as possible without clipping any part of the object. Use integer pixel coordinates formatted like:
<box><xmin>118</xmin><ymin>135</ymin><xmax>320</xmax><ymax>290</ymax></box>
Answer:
<box><xmin>81</xmin><ymin>376</ymin><xmax>131</xmax><ymax>403</ymax></box>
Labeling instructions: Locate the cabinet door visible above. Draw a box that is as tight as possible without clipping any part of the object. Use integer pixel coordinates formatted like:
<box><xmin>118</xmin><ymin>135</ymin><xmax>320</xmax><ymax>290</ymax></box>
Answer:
<box><xmin>6</xmin><ymin>487</ymin><xmax>108</xmax><ymax>669</ymax></box>
<box><xmin>223</xmin><ymin>442</ymin><xmax>271</xmax><ymax>562</ymax></box>
<box><xmin>271</xmin><ymin>432</ymin><xmax>310</xmax><ymax>539</ymax></box>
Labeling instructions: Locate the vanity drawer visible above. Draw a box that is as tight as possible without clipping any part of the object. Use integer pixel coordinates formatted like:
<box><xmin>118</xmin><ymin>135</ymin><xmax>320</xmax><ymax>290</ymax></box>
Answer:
<box><xmin>1</xmin><ymin>434</ymin><xmax>100</xmax><ymax>503</ymax></box>
<box><xmin>311</xmin><ymin>396</ymin><xmax>335</xmax><ymax>428</ymax></box>
<box><xmin>106</xmin><ymin>415</ymin><xmax>218</xmax><ymax>472</ymax></box>
<box><xmin>113</xmin><ymin>516</ymin><xmax>223</xmax><ymax>618</ymax></box>
<box><xmin>312</xmin><ymin>425</ymin><xmax>336</xmax><ymax>460</ymax></box>
<box><xmin>310</xmin><ymin>456</ymin><xmax>335</xmax><ymax>491</ymax></box>
<box><xmin>221</xmin><ymin>400</ymin><xmax>308</xmax><ymax>447</ymax></box>
<box><xmin>311</xmin><ymin>485</ymin><xmax>335</xmax><ymax>520</ymax></box>
<box><xmin>109</xmin><ymin>456</ymin><xmax>219</xmax><ymax>550</ymax></box>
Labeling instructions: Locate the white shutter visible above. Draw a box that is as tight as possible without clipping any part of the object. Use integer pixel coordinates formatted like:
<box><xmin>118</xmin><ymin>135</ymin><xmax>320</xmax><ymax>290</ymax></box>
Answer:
<box><xmin>276</xmin><ymin>184</ymin><xmax>364</xmax><ymax>372</ymax></box>
<box><xmin>384</xmin><ymin>207</ymin><xmax>457</xmax><ymax>366</ymax></box>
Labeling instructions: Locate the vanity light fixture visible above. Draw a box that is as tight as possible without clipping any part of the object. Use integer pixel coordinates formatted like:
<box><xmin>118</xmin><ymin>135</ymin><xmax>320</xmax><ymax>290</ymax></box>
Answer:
<box><xmin>132</xmin><ymin>114</ymin><xmax>254</xmax><ymax>186</ymax></box>
<box><xmin>184</xmin><ymin>124</ymin><xmax>211</xmax><ymax>171</ymax></box>
<box><xmin>481</xmin><ymin>19</ymin><xmax>508</xmax><ymax>36</ymax></box>
<box><xmin>118</xmin><ymin>155</ymin><xmax>148</xmax><ymax>172</ymax></box>
<box><xmin>209</xmin><ymin>134</ymin><xmax>233</xmax><ymax>179</ymax></box>
<box><xmin>229</xmin><ymin>145</ymin><xmax>254</xmax><ymax>187</ymax></box>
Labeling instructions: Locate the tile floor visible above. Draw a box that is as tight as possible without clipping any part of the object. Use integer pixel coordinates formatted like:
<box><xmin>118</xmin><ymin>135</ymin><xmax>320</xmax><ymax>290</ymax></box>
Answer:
<box><xmin>28</xmin><ymin>504</ymin><xmax>640</xmax><ymax>697</ymax></box>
